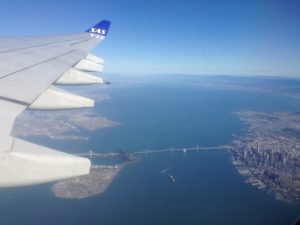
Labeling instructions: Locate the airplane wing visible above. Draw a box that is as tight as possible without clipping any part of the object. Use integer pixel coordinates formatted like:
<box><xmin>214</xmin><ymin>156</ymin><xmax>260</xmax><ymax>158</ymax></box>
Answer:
<box><xmin>0</xmin><ymin>20</ymin><xmax>111</xmax><ymax>187</ymax></box>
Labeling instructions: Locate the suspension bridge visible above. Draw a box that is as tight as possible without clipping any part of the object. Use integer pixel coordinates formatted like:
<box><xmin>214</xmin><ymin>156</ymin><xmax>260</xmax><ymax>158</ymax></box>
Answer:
<box><xmin>75</xmin><ymin>145</ymin><xmax>233</xmax><ymax>158</ymax></box>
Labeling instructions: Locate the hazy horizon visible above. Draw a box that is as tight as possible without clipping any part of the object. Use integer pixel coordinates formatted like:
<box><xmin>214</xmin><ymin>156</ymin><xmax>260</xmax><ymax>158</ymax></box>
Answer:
<box><xmin>0</xmin><ymin>0</ymin><xmax>299</xmax><ymax>77</ymax></box>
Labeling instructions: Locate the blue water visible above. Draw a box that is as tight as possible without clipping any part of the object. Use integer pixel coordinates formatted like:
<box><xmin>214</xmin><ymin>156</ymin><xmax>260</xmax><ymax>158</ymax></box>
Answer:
<box><xmin>0</xmin><ymin>75</ymin><xmax>300</xmax><ymax>225</ymax></box>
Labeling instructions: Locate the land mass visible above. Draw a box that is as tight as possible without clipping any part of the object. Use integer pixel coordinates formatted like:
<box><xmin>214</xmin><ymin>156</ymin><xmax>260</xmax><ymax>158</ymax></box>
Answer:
<box><xmin>51</xmin><ymin>152</ymin><xmax>139</xmax><ymax>199</ymax></box>
<box><xmin>52</xmin><ymin>165</ymin><xmax>123</xmax><ymax>199</ymax></box>
<box><xmin>13</xmin><ymin>110</ymin><xmax>120</xmax><ymax>140</ymax></box>
<box><xmin>231</xmin><ymin>111</ymin><xmax>300</xmax><ymax>202</ymax></box>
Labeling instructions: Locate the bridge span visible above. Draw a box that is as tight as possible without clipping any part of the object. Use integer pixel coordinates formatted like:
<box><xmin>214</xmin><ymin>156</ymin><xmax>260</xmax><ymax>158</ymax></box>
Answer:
<box><xmin>75</xmin><ymin>145</ymin><xmax>233</xmax><ymax>158</ymax></box>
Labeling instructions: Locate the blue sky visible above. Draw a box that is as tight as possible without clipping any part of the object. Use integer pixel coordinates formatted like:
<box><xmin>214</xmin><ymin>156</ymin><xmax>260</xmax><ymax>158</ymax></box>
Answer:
<box><xmin>0</xmin><ymin>0</ymin><xmax>299</xmax><ymax>77</ymax></box>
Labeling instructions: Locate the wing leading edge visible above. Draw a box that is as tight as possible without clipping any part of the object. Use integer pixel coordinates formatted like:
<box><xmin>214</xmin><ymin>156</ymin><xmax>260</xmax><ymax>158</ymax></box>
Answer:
<box><xmin>0</xmin><ymin>20</ymin><xmax>111</xmax><ymax>187</ymax></box>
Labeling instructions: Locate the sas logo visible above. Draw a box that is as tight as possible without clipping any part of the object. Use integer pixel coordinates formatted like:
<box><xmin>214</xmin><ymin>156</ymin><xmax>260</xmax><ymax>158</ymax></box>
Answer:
<box><xmin>90</xmin><ymin>28</ymin><xmax>106</xmax><ymax>35</ymax></box>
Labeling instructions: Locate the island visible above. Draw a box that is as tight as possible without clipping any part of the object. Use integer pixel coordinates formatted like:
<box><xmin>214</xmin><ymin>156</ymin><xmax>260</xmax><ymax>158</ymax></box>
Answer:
<box><xmin>51</xmin><ymin>152</ymin><xmax>139</xmax><ymax>199</ymax></box>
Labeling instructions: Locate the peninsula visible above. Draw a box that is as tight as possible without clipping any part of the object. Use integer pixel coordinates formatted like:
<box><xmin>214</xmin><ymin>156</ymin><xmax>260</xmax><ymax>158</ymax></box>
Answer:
<box><xmin>231</xmin><ymin>111</ymin><xmax>300</xmax><ymax>202</ymax></box>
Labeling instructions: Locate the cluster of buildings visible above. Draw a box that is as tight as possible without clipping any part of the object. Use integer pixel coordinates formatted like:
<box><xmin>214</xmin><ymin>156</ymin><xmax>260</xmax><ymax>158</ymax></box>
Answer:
<box><xmin>231</xmin><ymin>111</ymin><xmax>300</xmax><ymax>202</ymax></box>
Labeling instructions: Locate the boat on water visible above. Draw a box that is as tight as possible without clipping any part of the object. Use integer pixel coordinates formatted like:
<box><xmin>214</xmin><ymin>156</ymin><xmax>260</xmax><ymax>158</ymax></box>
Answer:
<box><xmin>161</xmin><ymin>168</ymin><xmax>170</xmax><ymax>174</ymax></box>
<box><xmin>168</xmin><ymin>174</ymin><xmax>175</xmax><ymax>183</ymax></box>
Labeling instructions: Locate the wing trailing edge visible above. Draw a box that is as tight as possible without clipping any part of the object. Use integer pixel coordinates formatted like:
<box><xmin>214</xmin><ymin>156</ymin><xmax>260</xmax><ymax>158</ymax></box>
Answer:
<box><xmin>86</xmin><ymin>54</ymin><xmax>104</xmax><ymax>64</ymax></box>
<box><xmin>0</xmin><ymin>138</ymin><xmax>90</xmax><ymax>187</ymax></box>
<box><xmin>29</xmin><ymin>87</ymin><xmax>95</xmax><ymax>110</ymax></box>
<box><xmin>75</xmin><ymin>58</ymin><xmax>104</xmax><ymax>72</ymax></box>
<box><xmin>55</xmin><ymin>68</ymin><xmax>106</xmax><ymax>85</ymax></box>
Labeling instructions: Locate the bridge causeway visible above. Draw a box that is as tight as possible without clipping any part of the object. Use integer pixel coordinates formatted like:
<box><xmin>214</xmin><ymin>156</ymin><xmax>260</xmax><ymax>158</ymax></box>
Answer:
<box><xmin>75</xmin><ymin>145</ymin><xmax>233</xmax><ymax>158</ymax></box>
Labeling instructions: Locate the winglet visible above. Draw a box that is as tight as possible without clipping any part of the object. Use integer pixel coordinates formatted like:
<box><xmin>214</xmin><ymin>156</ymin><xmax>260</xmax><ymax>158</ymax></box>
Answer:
<box><xmin>86</xmin><ymin>20</ymin><xmax>111</xmax><ymax>36</ymax></box>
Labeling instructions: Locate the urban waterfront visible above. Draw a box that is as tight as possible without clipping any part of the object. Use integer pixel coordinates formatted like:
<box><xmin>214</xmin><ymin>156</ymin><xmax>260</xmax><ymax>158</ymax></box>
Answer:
<box><xmin>1</xmin><ymin>74</ymin><xmax>300</xmax><ymax>225</ymax></box>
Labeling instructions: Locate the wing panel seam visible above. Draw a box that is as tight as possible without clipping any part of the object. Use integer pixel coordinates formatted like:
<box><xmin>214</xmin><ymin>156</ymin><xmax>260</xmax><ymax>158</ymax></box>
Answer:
<box><xmin>0</xmin><ymin>50</ymin><xmax>77</xmax><ymax>80</ymax></box>
<box><xmin>0</xmin><ymin>96</ymin><xmax>28</xmax><ymax>106</ymax></box>
<box><xmin>0</xmin><ymin>37</ymin><xmax>90</xmax><ymax>54</ymax></box>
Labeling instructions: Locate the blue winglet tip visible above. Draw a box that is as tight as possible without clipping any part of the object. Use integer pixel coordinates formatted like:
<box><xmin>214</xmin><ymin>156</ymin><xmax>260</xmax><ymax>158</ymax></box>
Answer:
<box><xmin>86</xmin><ymin>20</ymin><xmax>111</xmax><ymax>36</ymax></box>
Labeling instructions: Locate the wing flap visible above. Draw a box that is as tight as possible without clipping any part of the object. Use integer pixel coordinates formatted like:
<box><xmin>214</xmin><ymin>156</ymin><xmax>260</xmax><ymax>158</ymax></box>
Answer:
<box><xmin>86</xmin><ymin>54</ymin><xmax>104</xmax><ymax>64</ymax></box>
<box><xmin>75</xmin><ymin>58</ymin><xmax>104</xmax><ymax>72</ymax></box>
<box><xmin>55</xmin><ymin>68</ymin><xmax>105</xmax><ymax>85</ymax></box>
<box><xmin>0</xmin><ymin>100</ymin><xmax>26</xmax><ymax>152</ymax></box>
<box><xmin>29</xmin><ymin>86</ymin><xmax>94</xmax><ymax>110</ymax></box>
<box><xmin>0</xmin><ymin>138</ymin><xmax>90</xmax><ymax>187</ymax></box>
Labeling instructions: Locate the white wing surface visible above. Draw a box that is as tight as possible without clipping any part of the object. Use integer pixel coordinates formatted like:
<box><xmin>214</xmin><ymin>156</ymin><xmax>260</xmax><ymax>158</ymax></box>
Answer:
<box><xmin>0</xmin><ymin>20</ymin><xmax>111</xmax><ymax>187</ymax></box>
